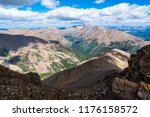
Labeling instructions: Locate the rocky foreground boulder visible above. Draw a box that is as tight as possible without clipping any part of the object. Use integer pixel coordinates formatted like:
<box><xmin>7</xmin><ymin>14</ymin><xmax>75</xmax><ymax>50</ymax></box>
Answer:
<box><xmin>112</xmin><ymin>45</ymin><xmax>150</xmax><ymax>99</ymax></box>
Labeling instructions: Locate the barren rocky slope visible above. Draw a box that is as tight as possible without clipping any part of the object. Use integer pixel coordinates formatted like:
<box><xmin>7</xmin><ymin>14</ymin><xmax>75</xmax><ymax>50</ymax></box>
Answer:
<box><xmin>64</xmin><ymin>25</ymin><xmax>149</xmax><ymax>56</ymax></box>
<box><xmin>0</xmin><ymin>28</ymin><xmax>68</xmax><ymax>45</ymax></box>
<box><xmin>43</xmin><ymin>49</ymin><xmax>130</xmax><ymax>87</ymax></box>
<box><xmin>0</xmin><ymin>33</ymin><xmax>80</xmax><ymax>76</ymax></box>
<box><xmin>64</xmin><ymin>25</ymin><xmax>141</xmax><ymax>44</ymax></box>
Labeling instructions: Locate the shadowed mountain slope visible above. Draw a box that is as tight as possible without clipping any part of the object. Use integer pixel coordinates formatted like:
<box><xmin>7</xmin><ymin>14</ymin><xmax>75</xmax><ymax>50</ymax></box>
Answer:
<box><xmin>0</xmin><ymin>34</ymin><xmax>48</xmax><ymax>50</ymax></box>
<box><xmin>0</xmin><ymin>33</ymin><xmax>80</xmax><ymax>75</ymax></box>
<box><xmin>43</xmin><ymin>49</ymin><xmax>130</xmax><ymax>87</ymax></box>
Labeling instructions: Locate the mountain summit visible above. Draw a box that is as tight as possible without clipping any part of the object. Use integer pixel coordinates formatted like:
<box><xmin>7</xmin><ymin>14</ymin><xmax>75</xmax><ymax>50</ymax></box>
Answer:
<box><xmin>63</xmin><ymin>25</ymin><xmax>150</xmax><ymax>56</ymax></box>
<box><xmin>64</xmin><ymin>25</ymin><xmax>142</xmax><ymax>44</ymax></box>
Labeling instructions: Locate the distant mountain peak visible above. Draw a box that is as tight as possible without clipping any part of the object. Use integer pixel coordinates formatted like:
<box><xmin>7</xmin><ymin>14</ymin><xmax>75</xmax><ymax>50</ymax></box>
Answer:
<box><xmin>64</xmin><ymin>25</ymin><xmax>145</xmax><ymax>44</ymax></box>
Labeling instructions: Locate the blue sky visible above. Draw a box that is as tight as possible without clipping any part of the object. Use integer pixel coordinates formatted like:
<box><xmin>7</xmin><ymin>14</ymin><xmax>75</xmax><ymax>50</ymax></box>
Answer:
<box><xmin>20</xmin><ymin>0</ymin><xmax>150</xmax><ymax>12</ymax></box>
<box><xmin>0</xmin><ymin>0</ymin><xmax>150</xmax><ymax>28</ymax></box>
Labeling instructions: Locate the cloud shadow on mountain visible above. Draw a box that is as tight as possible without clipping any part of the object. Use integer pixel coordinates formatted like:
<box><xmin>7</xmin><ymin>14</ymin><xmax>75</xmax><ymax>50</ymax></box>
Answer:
<box><xmin>0</xmin><ymin>34</ymin><xmax>48</xmax><ymax>51</ymax></box>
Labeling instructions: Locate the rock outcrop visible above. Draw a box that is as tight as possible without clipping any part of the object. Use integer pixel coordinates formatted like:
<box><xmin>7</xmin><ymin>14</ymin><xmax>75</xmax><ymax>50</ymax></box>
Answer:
<box><xmin>0</xmin><ymin>65</ymin><xmax>41</xmax><ymax>86</ymax></box>
<box><xmin>112</xmin><ymin>45</ymin><xmax>150</xmax><ymax>99</ymax></box>
<box><xmin>0</xmin><ymin>65</ymin><xmax>49</xmax><ymax>100</ymax></box>
<box><xmin>112</xmin><ymin>78</ymin><xmax>138</xmax><ymax>100</ymax></box>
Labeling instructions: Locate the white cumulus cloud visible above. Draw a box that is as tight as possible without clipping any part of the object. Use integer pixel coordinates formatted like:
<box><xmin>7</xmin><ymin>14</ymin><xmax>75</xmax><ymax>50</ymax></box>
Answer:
<box><xmin>95</xmin><ymin>0</ymin><xmax>105</xmax><ymax>4</ymax></box>
<box><xmin>0</xmin><ymin>3</ymin><xmax>150</xmax><ymax>28</ymax></box>
<box><xmin>41</xmin><ymin>0</ymin><xmax>60</xmax><ymax>9</ymax></box>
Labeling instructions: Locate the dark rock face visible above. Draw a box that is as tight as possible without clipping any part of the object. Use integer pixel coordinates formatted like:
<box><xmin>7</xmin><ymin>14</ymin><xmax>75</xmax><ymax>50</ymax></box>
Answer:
<box><xmin>112</xmin><ymin>45</ymin><xmax>150</xmax><ymax>100</ymax></box>
<box><xmin>0</xmin><ymin>65</ymin><xmax>41</xmax><ymax>86</ymax></box>
<box><xmin>112</xmin><ymin>78</ymin><xmax>150</xmax><ymax>100</ymax></box>
<box><xmin>112</xmin><ymin>78</ymin><xmax>138</xmax><ymax>100</ymax></box>
<box><xmin>0</xmin><ymin>65</ymin><xmax>47</xmax><ymax>100</ymax></box>
<box><xmin>120</xmin><ymin>45</ymin><xmax>150</xmax><ymax>83</ymax></box>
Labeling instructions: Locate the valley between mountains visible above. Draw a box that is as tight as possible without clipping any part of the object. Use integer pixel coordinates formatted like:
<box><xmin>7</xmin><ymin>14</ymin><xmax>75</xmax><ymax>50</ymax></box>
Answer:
<box><xmin>0</xmin><ymin>25</ymin><xmax>150</xmax><ymax>100</ymax></box>
<box><xmin>0</xmin><ymin>25</ymin><xmax>149</xmax><ymax>78</ymax></box>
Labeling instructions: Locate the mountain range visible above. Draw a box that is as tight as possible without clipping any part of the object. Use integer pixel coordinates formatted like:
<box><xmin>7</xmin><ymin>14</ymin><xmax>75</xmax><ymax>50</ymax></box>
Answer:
<box><xmin>0</xmin><ymin>25</ymin><xmax>149</xmax><ymax>79</ymax></box>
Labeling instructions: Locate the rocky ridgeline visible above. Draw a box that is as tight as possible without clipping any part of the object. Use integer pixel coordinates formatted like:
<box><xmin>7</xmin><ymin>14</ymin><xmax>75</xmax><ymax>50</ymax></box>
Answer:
<box><xmin>0</xmin><ymin>65</ymin><xmax>41</xmax><ymax>86</ymax></box>
<box><xmin>0</xmin><ymin>65</ymin><xmax>114</xmax><ymax>100</ymax></box>
<box><xmin>112</xmin><ymin>45</ymin><xmax>150</xmax><ymax>99</ymax></box>
<box><xmin>0</xmin><ymin>65</ymin><xmax>48</xmax><ymax>99</ymax></box>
